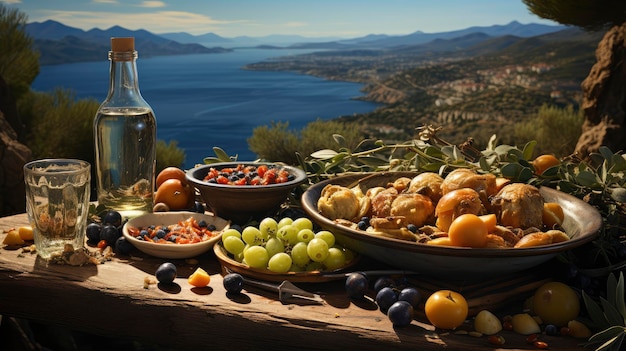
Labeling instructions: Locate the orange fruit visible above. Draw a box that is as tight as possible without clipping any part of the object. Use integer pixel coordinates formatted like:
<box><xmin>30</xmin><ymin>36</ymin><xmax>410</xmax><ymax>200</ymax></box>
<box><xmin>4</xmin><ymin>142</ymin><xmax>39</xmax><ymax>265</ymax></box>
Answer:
<box><xmin>479</xmin><ymin>214</ymin><xmax>497</xmax><ymax>233</ymax></box>
<box><xmin>532</xmin><ymin>154</ymin><xmax>560</xmax><ymax>175</ymax></box>
<box><xmin>448</xmin><ymin>213</ymin><xmax>488</xmax><ymax>248</ymax></box>
<box><xmin>156</xmin><ymin>167</ymin><xmax>187</xmax><ymax>189</ymax></box>
<box><xmin>154</xmin><ymin>178</ymin><xmax>193</xmax><ymax>210</ymax></box>
<box><xmin>188</xmin><ymin>267</ymin><xmax>211</xmax><ymax>287</ymax></box>
<box><xmin>542</xmin><ymin>202</ymin><xmax>565</xmax><ymax>228</ymax></box>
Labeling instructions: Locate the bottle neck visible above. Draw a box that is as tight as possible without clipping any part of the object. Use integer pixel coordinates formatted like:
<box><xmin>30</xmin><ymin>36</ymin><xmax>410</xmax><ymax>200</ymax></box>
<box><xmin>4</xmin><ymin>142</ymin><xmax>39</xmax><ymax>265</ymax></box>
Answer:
<box><xmin>104</xmin><ymin>50</ymin><xmax>148</xmax><ymax>107</ymax></box>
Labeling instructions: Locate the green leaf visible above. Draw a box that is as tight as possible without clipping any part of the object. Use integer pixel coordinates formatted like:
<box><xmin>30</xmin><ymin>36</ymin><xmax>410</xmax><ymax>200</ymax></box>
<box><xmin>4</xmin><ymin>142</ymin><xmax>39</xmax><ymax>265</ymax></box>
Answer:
<box><xmin>576</xmin><ymin>170</ymin><xmax>599</xmax><ymax>187</ymax></box>
<box><xmin>358</xmin><ymin>156</ymin><xmax>393</xmax><ymax>168</ymax></box>
<box><xmin>310</xmin><ymin>149</ymin><xmax>339</xmax><ymax>159</ymax></box>
<box><xmin>616</xmin><ymin>273</ymin><xmax>626</xmax><ymax>324</ymax></box>
<box><xmin>212</xmin><ymin>147</ymin><xmax>233</xmax><ymax>162</ymax></box>
<box><xmin>522</xmin><ymin>140</ymin><xmax>537</xmax><ymax>160</ymax></box>
<box><xmin>586</xmin><ymin>326</ymin><xmax>625</xmax><ymax>351</ymax></box>
<box><xmin>600</xmin><ymin>296</ymin><xmax>625</xmax><ymax>326</ymax></box>
<box><xmin>599</xmin><ymin>146</ymin><xmax>615</xmax><ymax>162</ymax></box>
<box><xmin>332</xmin><ymin>134</ymin><xmax>347</xmax><ymax>148</ymax></box>
<box><xmin>518</xmin><ymin>167</ymin><xmax>534</xmax><ymax>182</ymax></box>
<box><xmin>501</xmin><ymin>163</ymin><xmax>523</xmax><ymax>179</ymax></box>
<box><xmin>611</xmin><ymin>153</ymin><xmax>626</xmax><ymax>172</ymax></box>
<box><xmin>583</xmin><ymin>290</ymin><xmax>611</xmax><ymax>330</ymax></box>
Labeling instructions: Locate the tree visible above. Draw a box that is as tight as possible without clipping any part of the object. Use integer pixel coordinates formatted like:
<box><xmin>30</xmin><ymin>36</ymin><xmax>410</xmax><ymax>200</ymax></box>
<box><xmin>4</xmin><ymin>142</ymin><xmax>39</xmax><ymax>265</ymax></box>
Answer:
<box><xmin>522</xmin><ymin>0</ymin><xmax>626</xmax><ymax>158</ymax></box>
<box><xmin>0</xmin><ymin>4</ymin><xmax>39</xmax><ymax>99</ymax></box>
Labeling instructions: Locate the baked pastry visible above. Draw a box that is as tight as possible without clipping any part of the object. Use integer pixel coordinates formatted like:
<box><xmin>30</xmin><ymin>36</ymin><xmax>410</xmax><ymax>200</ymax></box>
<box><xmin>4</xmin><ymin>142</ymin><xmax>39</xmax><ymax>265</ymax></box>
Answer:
<box><xmin>317</xmin><ymin>184</ymin><xmax>360</xmax><ymax>221</ymax></box>
<box><xmin>407</xmin><ymin>172</ymin><xmax>444</xmax><ymax>203</ymax></box>
<box><xmin>490</xmin><ymin>183</ymin><xmax>544</xmax><ymax>229</ymax></box>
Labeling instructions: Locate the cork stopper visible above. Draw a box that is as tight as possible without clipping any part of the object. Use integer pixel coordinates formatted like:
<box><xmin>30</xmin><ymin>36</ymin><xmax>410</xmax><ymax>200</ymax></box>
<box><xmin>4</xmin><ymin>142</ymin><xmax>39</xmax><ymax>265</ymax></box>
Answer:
<box><xmin>111</xmin><ymin>37</ymin><xmax>135</xmax><ymax>52</ymax></box>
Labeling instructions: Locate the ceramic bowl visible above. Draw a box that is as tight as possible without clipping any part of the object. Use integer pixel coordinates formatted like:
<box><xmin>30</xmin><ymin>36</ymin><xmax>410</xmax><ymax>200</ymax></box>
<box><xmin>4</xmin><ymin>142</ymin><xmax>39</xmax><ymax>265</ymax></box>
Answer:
<box><xmin>301</xmin><ymin>172</ymin><xmax>603</xmax><ymax>280</ymax></box>
<box><xmin>186</xmin><ymin>162</ymin><xmax>307</xmax><ymax>224</ymax></box>
<box><xmin>122</xmin><ymin>211</ymin><xmax>229</xmax><ymax>259</ymax></box>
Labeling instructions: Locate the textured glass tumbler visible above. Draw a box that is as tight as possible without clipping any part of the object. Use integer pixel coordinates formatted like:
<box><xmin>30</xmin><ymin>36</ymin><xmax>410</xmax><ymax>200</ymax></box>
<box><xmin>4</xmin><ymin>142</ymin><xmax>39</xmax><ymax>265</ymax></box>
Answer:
<box><xmin>24</xmin><ymin>159</ymin><xmax>91</xmax><ymax>260</ymax></box>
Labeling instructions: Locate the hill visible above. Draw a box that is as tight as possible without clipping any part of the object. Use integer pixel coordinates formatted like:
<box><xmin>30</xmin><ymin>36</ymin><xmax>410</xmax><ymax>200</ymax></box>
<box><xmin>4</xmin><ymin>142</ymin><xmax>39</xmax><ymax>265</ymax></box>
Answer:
<box><xmin>243</xmin><ymin>26</ymin><xmax>602</xmax><ymax>149</ymax></box>
<box><xmin>26</xmin><ymin>20</ymin><xmax>232</xmax><ymax>65</ymax></box>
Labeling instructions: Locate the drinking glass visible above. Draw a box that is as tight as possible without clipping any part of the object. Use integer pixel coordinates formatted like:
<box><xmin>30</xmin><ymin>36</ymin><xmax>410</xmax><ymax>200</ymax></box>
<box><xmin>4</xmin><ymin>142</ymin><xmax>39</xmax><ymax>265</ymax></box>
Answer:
<box><xmin>24</xmin><ymin>159</ymin><xmax>91</xmax><ymax>259</ymax></box>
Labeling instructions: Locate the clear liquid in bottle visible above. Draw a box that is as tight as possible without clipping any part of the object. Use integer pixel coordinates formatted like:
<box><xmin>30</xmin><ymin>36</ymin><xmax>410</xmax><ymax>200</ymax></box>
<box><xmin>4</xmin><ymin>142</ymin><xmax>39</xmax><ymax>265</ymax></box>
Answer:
<box><xmin>94</xmin><ymin>107</ymin><xmax>156</xmax><ymax>218</ymax></box>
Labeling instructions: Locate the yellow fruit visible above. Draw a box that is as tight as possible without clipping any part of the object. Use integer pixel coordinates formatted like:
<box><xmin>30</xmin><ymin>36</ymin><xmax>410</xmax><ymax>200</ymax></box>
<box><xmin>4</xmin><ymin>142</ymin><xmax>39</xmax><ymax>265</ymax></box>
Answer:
<box><xmin>542</xmin><ymin>202</ymin><xmax>565</xmax><ymax>228</ymax></box>
<box><xmin>511</xmin><ymin>313</ymin><xmax>541</xmax><ymax>335</ymax></box>
<box><xmin>567</xmin><ymin>319</ymin><xmax>592</xmax><ymax>339</ymax></box>
<box><xmin>474</xmin><ymin>310</ymin><xmax>503</xmax><ymax>335</ymax></box>
<box><xmin>18</xmin><ymin>226</ymin><xmax>34</xmax><ymax>241</ymax></box>
<box><xmin>532</xmin><ymin>154</ymin><xmax>560</xmax><ymax>175</ymax></box>
<box><xmin>532</xmin><ymin>281</ymin><xmax>580</xmax><ymax>326</ymax></box>
<box><xmin>188</xmin><ymin>267</ymin><xmax>211</xmax><ymax>287</ymax></box>
<box><xmin>3</xmin><ymin>229</ymin><xmax>25</xmax><ymax>246</ymax></box>
<box><xmin>448</xmin><ymin>214</ymin><xmax>488</xmax><ymax>248</ymax></box>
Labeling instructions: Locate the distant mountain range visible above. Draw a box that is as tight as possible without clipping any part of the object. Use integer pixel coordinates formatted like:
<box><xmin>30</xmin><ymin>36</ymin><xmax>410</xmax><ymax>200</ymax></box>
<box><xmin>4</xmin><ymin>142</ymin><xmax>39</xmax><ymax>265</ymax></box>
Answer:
<box><xmin>26</xmin><ymin>20</ymin><xmax>567</xmax><ymax>65</ymax></box>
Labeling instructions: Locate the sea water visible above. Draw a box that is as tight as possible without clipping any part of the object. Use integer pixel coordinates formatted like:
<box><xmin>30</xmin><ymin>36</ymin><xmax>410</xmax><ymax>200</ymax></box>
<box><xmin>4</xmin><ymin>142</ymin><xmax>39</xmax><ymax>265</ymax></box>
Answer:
<box><xmin>32</xmin><ymin>48</ymin><xmax>380</xmax><ymax>167</ymax></box>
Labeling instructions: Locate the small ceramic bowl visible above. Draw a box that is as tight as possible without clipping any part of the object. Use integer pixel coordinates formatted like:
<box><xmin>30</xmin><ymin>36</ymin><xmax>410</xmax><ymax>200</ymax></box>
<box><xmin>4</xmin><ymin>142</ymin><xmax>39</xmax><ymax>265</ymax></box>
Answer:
<box><xmin>186</xmin><ymin>162</ymin><xmax>307</xmax><ymax>224</ymax></box>
<box><xmin>301</xmin><ymin>172</ymin><xmax>603</xmax><ymax>280</ymax></box>
<box><xmin>122</xmin><ymin>211</ymin><xmax>229</xmax><ymax>259</ymax></box>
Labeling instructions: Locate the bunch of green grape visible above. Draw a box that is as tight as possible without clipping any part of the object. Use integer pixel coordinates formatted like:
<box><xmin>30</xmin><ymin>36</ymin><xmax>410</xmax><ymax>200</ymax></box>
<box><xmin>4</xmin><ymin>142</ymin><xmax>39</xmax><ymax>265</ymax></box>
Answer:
<box><xmin>221</xmin><ymin>217</ymin><xmax>355</xmax><ymax>273</ymax></box>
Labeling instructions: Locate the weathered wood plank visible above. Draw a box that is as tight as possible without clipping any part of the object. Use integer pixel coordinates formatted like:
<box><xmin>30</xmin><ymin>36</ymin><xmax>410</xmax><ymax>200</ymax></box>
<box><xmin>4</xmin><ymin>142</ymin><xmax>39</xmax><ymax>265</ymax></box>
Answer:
<box><xmin>0</xmin><ymin>213</ymin><xmax>586</xmax><ymax>350</ymax></box>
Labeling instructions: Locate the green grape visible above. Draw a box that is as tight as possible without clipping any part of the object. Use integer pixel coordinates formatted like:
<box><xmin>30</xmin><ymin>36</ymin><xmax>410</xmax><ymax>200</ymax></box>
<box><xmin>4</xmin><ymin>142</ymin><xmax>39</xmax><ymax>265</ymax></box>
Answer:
<box><xmin>305</xmin><ymin>261</ymin><xmax>324</xmax><ymax>272</ymax></box>
<box><xmin>265</xmin><ymin>237</ymin><xmax>284</xmax><ymax>258</ymax></box>
<box><xmin>290</xmin><ymin>241</ymin><xmax>310</xmax><ymax>267</ymax></box>
<box><xmin>341</xmin><ymin>246</ymin><xmax>356</xmax><ymax>263</ymax></box>
<box><xmin>290</xmin><ymin>264</ymin><xmax>305</xmax><ymax>272</ymax></box>
<box><xmin>323</xmin><ymin>247</ymin><xmax>346</xmax><ymax>270</ymax></box>
<box><xmin>307</xmin><ymin>237</ymin><xmax>329</xmax><ymax>262</ymax></box>
<box><xmin>259</xmin><ymin>217</ymin><xmax>278</xmax><ymax>237</ymax></box>
<box><xmin>277</xmin><ymin>224</ymin><xmax>298</xmax><ymax>245</ymax></box>
<box><xmin>277</xmin><ymin>217</ymin><xmax>293</xmax><ymax>228</ymax></box>
<box><xmin>243</xmin><ymin>245</ymin><xmax>269</xmax><ymax>269</ymax></box>
<box><xmin>221</xmin><ymin>228</ymin><xmax>242</xmax><ymax>242</ymax></box>
<box><xmin>296</xmin><ymin>228</ymin><xmax>315</xmax><ymax>243</ymax></box>
<box><xmin>223</xmin><ymin>235</ymin><xmax>245</xmax><ymax>255</ymax></box>
<box><xmin>292</xmin><ymin>217</ymin><xmax>313</xmax><ymax>231</ymax></box>
<box><xmin>241</xmin><ymin>226</ymin><xmax>263</xmax><ymax>245</ymax></box>
<box><xmin>315</xmin><ymin>230</ymin><xmax>336</xmax><ymax>247</ymax></box>
<box><xmin>234</xmin><ymin>251</ymin><xmax>244</xmax><ymax>263</ymax></box>
<box><xmin>267</xmin><ymin>252</ymin><xmax>292</xmax><ymax>273</ymax></box>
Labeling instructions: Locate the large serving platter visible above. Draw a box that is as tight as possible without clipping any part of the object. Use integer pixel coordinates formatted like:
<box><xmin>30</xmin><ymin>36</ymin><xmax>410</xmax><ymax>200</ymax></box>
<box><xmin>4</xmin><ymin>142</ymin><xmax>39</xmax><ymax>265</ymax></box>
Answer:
<box><xmin>301</xmin><ymin>172</ymin><xmax>603</xmax><ymax>280</ymax></box>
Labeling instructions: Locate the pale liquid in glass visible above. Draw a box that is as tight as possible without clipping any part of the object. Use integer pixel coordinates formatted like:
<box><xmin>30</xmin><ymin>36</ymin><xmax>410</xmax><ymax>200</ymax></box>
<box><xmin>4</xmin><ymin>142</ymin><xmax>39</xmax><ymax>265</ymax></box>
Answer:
<box><xmin>94</xmin><ymin>107</ymin><xmax>156</xmax><ymax>218</ymax></box>
<box><xmin>26</xmin><ymin>172</ymin><xmax>90</xmax><ymax>259</ymax></box>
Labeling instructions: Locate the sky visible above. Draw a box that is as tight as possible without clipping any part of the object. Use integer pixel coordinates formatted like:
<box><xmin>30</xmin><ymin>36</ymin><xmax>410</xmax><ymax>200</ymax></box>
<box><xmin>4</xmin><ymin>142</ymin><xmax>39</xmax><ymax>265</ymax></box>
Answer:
<box><xmin>2</xmin><ymin>0</ymin><xmax>558</xmax><ymax>38</ymax></box>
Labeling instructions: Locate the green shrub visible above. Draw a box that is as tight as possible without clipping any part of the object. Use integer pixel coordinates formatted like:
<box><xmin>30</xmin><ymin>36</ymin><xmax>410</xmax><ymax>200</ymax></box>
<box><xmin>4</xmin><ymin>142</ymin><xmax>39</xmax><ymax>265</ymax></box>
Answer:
<box><xmin>513</xmin><ymin>104</ymin><xmax>583</xmax><ymax>157</ymax></box>
<box><xmin>156</xmin><ymin>140</ymin><xmax>185</xmax><ymax>172</ymax></box>
<box><xmin>18</xmin><ymin>88</ymin><xmax>185</xmax><ymax>173</ymax></box>
<box><xmin>248</xmin><ymin>119</ymin><xmax>363</xmax><ymax>164</ymax></box>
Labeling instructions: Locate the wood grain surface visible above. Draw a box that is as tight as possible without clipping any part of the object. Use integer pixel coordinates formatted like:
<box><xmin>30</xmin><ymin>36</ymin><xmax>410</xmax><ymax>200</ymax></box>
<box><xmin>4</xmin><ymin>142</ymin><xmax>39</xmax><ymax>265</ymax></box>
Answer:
<box><xmin>0</xmin><ymin>213</ymin><xmax>588</xmax><ymax>351</ymax></box>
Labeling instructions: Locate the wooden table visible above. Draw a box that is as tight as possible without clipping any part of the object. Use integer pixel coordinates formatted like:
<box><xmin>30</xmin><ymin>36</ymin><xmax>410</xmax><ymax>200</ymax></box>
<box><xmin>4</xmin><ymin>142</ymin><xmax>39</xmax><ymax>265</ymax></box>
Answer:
<box><xmin>0</xmin><ymin>213</ymin><xmax>588</xmax><ymax>351</ymax></box>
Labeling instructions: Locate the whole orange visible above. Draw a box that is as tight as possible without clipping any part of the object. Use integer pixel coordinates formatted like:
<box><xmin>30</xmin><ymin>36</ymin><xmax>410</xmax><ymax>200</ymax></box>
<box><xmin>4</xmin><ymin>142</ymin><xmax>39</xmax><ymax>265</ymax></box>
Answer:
<box><xmin>448</xmin><ymin>213</ymin><xmax>488</xmax><ymax>248</ymax></box>
<box><xmin>156</xmin><ymin>167</ymin><xmax>187</xmax><ymax>189</ymax></box>
<box><xmin>532</xmin><ymin>155</ymin><xmax>560</xmax><ymax>175</ymax></box>
<box><xmin>154</xmin><ymin>178</ymin><xmax>192</xmax><ymax>210</ymax></box>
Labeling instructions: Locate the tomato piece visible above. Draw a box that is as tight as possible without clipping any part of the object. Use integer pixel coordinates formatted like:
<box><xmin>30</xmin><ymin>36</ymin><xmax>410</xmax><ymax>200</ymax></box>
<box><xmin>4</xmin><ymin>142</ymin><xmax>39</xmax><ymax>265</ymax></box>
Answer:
<box><xmin>257</xmin><ymin>165</ymin><xmax>268</xmax><ymax>177</ymax></box>
<box><xmin>97</xmin><ymin>239</ymin><xmax>108</xmax><ymax>249</ymax></box>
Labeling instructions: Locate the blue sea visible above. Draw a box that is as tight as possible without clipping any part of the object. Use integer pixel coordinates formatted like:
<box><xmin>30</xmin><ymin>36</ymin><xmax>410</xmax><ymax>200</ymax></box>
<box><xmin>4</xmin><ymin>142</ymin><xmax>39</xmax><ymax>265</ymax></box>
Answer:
<box><xmin>31</xmin><ymin>48</ymin><xmax>380</xmax><ymax>167</ymax></box>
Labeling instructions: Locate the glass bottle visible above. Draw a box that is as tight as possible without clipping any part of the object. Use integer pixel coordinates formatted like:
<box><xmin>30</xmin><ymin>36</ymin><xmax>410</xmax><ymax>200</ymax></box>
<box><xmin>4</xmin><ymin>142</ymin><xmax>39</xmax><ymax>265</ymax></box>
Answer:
<box><xmin>94</xmin><ymin>37</ymin><xmax>156</xmax><ymax>218</ymax></box>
